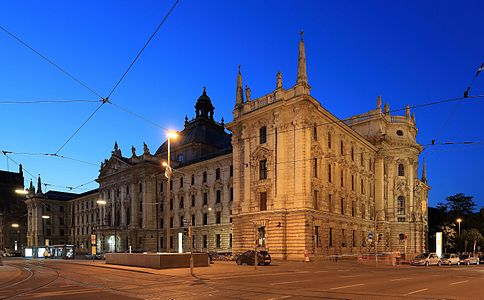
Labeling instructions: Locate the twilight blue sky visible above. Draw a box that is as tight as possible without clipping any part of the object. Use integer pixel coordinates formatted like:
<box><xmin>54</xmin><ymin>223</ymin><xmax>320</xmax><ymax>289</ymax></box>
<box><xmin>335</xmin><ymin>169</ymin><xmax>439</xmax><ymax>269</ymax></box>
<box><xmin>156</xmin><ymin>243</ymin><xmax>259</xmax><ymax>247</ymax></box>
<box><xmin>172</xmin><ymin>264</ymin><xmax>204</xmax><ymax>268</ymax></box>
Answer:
<box><xmin>0</xmin><ymin>1</ymin><xmax>483</xmax><ymax>208</ymax></box>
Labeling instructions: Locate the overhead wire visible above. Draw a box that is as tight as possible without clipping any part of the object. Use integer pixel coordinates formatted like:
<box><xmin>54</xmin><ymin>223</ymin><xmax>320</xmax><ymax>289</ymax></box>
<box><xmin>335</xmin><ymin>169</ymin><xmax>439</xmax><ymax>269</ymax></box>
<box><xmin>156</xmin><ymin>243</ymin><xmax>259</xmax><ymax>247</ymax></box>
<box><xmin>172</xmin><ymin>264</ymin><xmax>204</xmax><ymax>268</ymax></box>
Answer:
<box><xmin>0</xmin><ymin>99</ymin><xmax>101</xmax><ymax>104</ymax></box>
<box><xmin>0</xmin><ymin>25</ymin><xmax>104</xmax><ymax>99</ymax></box>
<box><xmin>106</xmin><ymin>0</ymin><xmax>181</xmax><ymax>99</ymax></box>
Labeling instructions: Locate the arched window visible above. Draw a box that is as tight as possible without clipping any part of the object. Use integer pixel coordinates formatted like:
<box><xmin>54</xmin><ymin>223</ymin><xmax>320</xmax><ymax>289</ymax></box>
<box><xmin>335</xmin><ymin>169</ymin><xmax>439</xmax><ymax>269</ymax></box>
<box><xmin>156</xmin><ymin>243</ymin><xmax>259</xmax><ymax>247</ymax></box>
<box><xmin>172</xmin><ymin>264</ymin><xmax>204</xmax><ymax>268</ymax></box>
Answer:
<box><xmin>398</xmin><ymin>164</ymin><xmax>405</xmax><ymax>176</ymax></box>
<box><xmin>397</xmin><ymin>196</ymin><xmax>405</xmax><ymax>215</ymax></box>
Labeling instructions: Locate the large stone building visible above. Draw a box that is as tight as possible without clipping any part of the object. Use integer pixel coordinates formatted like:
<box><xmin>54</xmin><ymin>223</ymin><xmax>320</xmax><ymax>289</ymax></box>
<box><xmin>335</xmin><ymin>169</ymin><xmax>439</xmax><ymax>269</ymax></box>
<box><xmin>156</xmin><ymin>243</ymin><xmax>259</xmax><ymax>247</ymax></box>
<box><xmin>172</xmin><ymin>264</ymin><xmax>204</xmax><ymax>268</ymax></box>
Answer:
<box><xmin>227</xmin><ymin>34</ymin><xmax>429</xmax><ymax>260</ymax></box>
<box><xmin>26</xmin><ymin>35</ymin><xmax>429</xmax><ymax>260</ymax></box>
<box><xmin>0</xmin><ymin>165</ymin><xmax>26</xmax><ymax>254</ymax></box>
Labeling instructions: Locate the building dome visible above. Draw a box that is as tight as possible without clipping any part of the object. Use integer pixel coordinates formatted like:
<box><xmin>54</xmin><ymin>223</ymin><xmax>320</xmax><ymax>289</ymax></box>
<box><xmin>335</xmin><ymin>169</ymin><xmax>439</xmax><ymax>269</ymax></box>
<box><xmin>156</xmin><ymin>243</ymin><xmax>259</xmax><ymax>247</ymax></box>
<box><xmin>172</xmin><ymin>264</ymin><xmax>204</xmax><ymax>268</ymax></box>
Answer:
<box><xmin>195</xmin><ymin>87</ymin><xmax>214</xmax><ymax>120</ymax></box>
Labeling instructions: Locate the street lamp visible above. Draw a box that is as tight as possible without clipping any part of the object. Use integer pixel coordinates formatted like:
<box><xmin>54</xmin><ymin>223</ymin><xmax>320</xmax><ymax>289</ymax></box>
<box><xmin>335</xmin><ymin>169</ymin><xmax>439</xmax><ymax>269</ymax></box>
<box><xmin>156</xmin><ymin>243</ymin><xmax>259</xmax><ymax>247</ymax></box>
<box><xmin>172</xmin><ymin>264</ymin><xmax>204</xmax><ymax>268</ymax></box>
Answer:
<box><xmin>163</xmin><ymin>130</ymin><xmax>178</xmax><ymax>253</ymax></box>
<box><xmin>456</xmin><ymin>218</ymin><xmax>462</xmax><ymax>236</ymax></box>
<box><xmin>15</xmin><ymin>189</ymin><xmax>28</xmax><ymax>195</ymax></box>
<box><xmin>97</xmin><ymin>199</ymin><xmax>116</xmax><ymax>252</ymax></box>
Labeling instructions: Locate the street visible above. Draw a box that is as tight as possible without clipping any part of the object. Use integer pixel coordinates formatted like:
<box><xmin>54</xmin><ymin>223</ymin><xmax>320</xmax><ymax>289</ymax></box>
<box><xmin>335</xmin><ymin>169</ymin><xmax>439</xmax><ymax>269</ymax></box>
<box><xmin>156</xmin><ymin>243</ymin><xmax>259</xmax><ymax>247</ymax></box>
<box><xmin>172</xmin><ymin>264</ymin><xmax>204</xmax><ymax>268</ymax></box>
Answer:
<box><xmin>1</xmin><ymin>258</ymin><xmax>483</xmax><ymax>299</ymax></box>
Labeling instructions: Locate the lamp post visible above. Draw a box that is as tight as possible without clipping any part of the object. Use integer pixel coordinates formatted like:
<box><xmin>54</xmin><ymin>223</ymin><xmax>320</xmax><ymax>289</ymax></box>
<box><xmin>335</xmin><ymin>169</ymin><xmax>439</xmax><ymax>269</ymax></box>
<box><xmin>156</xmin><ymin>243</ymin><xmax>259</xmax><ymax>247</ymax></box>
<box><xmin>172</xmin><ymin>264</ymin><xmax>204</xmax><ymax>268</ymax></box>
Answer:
<box><xmin>97</xmin><ymin>200</ymin><xmax>113</xmax><ymax>252</ymax></box>
<box><xmin>163</xmin><ymin>130</ymin><xmax>178</xmax><ymax>253</ymax></box>
<box><xmin>456</xmin><ymin>218</ymin><xmax>462</xmax><ymax>236</ymax></box>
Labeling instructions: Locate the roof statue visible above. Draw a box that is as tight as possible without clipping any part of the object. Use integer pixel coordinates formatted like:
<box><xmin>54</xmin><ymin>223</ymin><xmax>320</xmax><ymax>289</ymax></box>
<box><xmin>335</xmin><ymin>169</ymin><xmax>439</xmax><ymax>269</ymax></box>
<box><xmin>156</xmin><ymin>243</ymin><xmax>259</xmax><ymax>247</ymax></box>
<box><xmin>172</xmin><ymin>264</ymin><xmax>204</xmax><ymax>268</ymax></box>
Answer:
<box><xmin>143</xmin><ymin>143</ymin><xmax>150</xmax><ymax>155</ymax></box>
<box><xmin>245</xmin><ymin>85</ymin><xmax>251</xmax><ymax>102</ymax></box>
<box><xmin>276</xmin><ymin>70</ymin><xmax>283</xmax><ymax>90</ymax></box>
<box><xmin>131</xmin><ymin>145</ymin><xmax>136</xmax><ymax>157</ymax></box>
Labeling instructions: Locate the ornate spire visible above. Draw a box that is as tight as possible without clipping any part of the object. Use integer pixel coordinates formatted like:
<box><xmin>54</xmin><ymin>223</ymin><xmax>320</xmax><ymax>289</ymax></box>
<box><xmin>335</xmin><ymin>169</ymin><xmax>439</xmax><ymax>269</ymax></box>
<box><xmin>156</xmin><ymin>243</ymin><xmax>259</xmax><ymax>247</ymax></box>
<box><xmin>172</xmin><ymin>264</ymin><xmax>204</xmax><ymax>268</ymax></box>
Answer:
<box><xmin>405</xmin><ymin>105</ymin><xmax>411</xmax><ymax>118</ymax></box>
<box><xmin>29</xmin><ymin>179</ymin><xmax>34</xmax><ymax>193</ymax></box>
<box><xmin>276</xmin><ymin>70</ymin><xmax>283</xmax><ymax>90</ymax></box>
<box><xmin>245</xmin><ymin>85</ymin><xmax>251</xmax><ymax>102</ymax></box>
<box><xmin>376</xmin><ymin>96</ymin><xmax>382</xmax><ymax>110</ymax></box>
<box><xmin>37</xmin><ymin>174</ymin><xmax>42</xmax><ymax>194</ymax></box>
<box><xmin>235</xmin><ymin>65</ymin><xmax>244</xmax><ymax>107</ymax></box>
<box><xmin>19</xmin><ymin>163</ymin><xmax>23</xmax><ymax>175</ymax></box>
<box><xmin>296</xmin><ymin>31</ymin><xmax>308</xmax><ymax>85</ymax></box>
<box><xmin>421</xmin><ymin>158</ymin><xmax>427</xmax><ymax>184</ymax></box>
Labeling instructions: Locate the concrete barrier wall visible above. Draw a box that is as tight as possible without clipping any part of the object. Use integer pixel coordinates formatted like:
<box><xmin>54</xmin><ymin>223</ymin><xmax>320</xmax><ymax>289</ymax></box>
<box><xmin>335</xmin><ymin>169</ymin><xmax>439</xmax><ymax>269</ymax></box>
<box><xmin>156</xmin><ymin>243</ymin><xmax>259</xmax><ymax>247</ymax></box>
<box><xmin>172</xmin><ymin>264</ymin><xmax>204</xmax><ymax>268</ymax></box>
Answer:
<box><xmin>105</xmin><ymin>253</ymin><xmax>209</xmax><ymax>269</ymax></box>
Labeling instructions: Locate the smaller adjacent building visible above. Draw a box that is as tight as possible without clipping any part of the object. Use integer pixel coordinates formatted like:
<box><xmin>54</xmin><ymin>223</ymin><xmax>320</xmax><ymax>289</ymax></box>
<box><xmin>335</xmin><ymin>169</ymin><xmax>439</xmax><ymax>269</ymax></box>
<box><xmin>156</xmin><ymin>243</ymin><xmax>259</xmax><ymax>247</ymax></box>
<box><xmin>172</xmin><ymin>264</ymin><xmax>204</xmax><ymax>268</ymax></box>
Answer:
<box><xmin>0</xmin><ymin>165</ymin><xmax>26</xmax><ymax>254</ymax></box>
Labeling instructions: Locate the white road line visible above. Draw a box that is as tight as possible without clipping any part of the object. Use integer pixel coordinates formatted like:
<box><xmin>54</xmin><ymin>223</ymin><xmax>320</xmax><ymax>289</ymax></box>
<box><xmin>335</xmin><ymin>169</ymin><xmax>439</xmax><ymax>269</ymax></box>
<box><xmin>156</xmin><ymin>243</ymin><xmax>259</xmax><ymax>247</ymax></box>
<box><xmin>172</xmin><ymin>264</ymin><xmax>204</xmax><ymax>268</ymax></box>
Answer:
<box><xmin>389</xmin><ymin>277</ymin><xmax>411</xmax><ymax>282</ymax></box>
<box><xmin>406</xmin><ymin>288</ymin><xmax>428</xmax><ymax>295</ymax></box>
<box><xmin>329</xmin><ymin>283</ymin><xmax>364</xmax><ymax>290</ymax></box>
<box><xmin>270</xmin><ymin>279</ymin><xmax>312</xmax><ymax>286</ymax></box>
<box><xmin>450</xmin><ymin>280</ymin><xmax>469</xmax><ymax>285</ymax></box>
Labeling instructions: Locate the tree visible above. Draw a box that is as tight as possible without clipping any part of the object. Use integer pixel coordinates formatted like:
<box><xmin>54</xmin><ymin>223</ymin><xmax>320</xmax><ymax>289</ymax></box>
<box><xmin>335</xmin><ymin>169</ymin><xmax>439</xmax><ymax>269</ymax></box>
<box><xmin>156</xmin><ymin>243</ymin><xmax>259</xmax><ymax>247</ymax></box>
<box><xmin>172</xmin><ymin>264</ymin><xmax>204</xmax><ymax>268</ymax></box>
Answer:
<box><xmin>458</xmin><ymin>229</ymin><xmax>483</xmax><ymax>253</ymax></box>
<box><xmin>445</xmin><ymin>193</ymin><xmax>475</xmax><ymax>219</ymax></box>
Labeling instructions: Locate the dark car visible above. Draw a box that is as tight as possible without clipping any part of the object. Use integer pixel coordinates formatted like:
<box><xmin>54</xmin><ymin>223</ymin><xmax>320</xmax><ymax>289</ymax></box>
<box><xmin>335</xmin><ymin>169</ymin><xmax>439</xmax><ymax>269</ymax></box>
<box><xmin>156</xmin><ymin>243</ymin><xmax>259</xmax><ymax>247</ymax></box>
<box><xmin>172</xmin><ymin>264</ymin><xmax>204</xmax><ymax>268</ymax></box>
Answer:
<box><xmin>235</xmin><ymin>250</ymin><xmax>271</xmax><ymax>266</ymax></box>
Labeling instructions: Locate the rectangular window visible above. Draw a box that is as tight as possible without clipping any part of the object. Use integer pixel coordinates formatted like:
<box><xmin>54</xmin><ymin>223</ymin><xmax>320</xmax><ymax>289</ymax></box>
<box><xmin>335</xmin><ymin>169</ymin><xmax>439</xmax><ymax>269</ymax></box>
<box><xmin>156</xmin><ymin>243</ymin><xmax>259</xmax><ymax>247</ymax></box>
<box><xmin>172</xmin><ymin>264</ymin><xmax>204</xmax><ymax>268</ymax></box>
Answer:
<box><xmin>179</xmin><ymin>196</ymin><xmax>184</xmax><ymax>209</ymax></box>
<box><xmin>315</xmin><ymin>226</ymin><xmax>320</xmax><ymax>247</ymax></box>
<box><xmin>230</xmin><ymin>165</ymin><xmax>233</xmax><ymax>177</ymax></box>
<box><xmin>180</xmin><ymin>177</ymin><xmax>184</xmax><ymax>188</ymax></box>
<box><xmin>341</xmin><ymin>229</ymin><xmax>346</xmax><ymax>247</ymax></box>
<box><xmin>216</xmin><ymin>234</ymin><xmax>221</xmax><ymax>248</ymax></box>
<box><xmin>230</xmin><ymin>234</ymin><xmax>233</xmax><ymax>248</ymax></box>
<box><xmin>127</xmin><ymin>185</ymin><xmax>130</xmax><ymax>194</ymax></box>
<box><xmin>216</xmin><ymin>168</ymin><xmax>221</xmax><ymax>180</ymax></box>
<box><xmin>260</xmin><ymin>126</ymin><xmax>267</xmax><ymax>144</ymax></box>
<box><xmin>328</xmin><ymin>164</ymin><xmax>332</xmax><ymax>183</ymax></box>
<box><xmin>351</xmin><ymin>147</ymin><xmax>354</xmax><ymax>161</ymax></box>
<box><xmin>341</xmin><ymin>198</ymin><xmax>345</xmax><ymax>215</ymax></box>
<box><xmin>139</xmin><ymin>182</ymin><xmax>143</xmax><ymax>193</ymax></box>
<box><xmin>340</xmin><ymin>141</ymin><xmax>344</xmax><ymax>155</ymax></box>
<box><xmin>361</xmin><ymin>179</ymin><xmax>364</xmax><ymax>194</ymax></box>
<box><xmin>216</xmin><ymin>212</ymin><xmax>221</xmax><ymax>224</ymax></box>
<box><xmin>191</xmin><ymin>174</ymin><xmax>195</xmax><ymax>185</ymax></box>
<box><xmin>216</xmin><ymin>190</ymin><xmax>221</xmax><ymax>203</ymax></box>
<box><xmin>203</xmin><ymin>213</ymin><xmax>208</xmax><ymax>225</ymax></box>
<box><xmin>170</xmin><ymin>198</ymin><xmax>173</xmax><ymax>210</ymax></box>
<box><xmin>230</xmin><ymin>188</ymin><xmax>233</xmax><ymax>202</ymax></box>
<box><xmin>398</xmin><ymin>217</ymin><xmax>406</xmax><ymax>222</ymax></box>
<box><xmin>203</xmin><ymin>171</ymin><xmax>207</xmax><ymax>183</ymax></box>
<box><xmin>160</xmin><ymin>182</ymin><xmax>163</xmax><ymax>193</ymax></box>
<box><xmin>203</xmin><ymin>192</ymin><xmax>208</xmax><ymax>205</ymax></box>
<box><xmin>203</xmin><ymin>235</ymin><xmax>208</xmax><ymax>248</ymax></box>
<box><xmin>328</xmin><ymin>194</ymin><xmax>333</xmax><ymax>212</ymax></box>
<box><xmin>329</xmin><ymin>227</ymin><xmax>333</xmax><ymax>246</ymax></box>
<box><xmin>313</xmin><ymin>126</ymin><xmax>318</xmax><ymax>141</ymax></box>
<box><xmin>191</xmin><ymin>214</ymin><xmax>195</xmax><ymax>226</ymax></box>
<box><xmin>192</xmin><ymin>236</ymin><xmax>195</xmax><ymax>249</ymax></box>
<box><xmin>328</xmin><ymin>132</ymin><xmax>332</xmax><ymax>149</ymax></box>
<box><xmin>170</xmin><ymin>236</ymin><xmax>174</xmax><ymax>249</ymax></box>
<box><xmin>170</xmin><ymin>217</ymin><xmax>173</xmax><ymax>228</ymax></box>
<box><xmin>360</xmin><ymin>152</ymin><xmax>364</xmax><ymax>166</ymax></box>
<box><xmin>313</xmin><ymin>190</ymin><xmax>318</xmax><ymax>210</ymax></box>
<box><xmin>160</xmin><ymin>218</ymin><xmax>163</xmax><ymax>228</ymax></box>
<box><xmin>351</xmin><ymin>201</ymin><xmax>355</xmax><ymax>217</ymax></box>
<box><xmin>170</xmin><ymin>179</ymin><xmax>173</xmax><ymax>190</ymax></box>
<box><xmin>340</xmin><ymin>169</ymin><xmax>344</xmax><ymax>187</ymax></box>
<box><xmin>313</xmin><ymin>158</ymin><xmax>318</xmax><ymax>177</ymax></box>
<box><xmin>351</xmin><ymin>175</ymin><xmax>354</xmax><ymax>191</ymax></box>
<box><xmin>260</xmin><ymin>192</ymin><xmax>267</xmax><ymax>211</ymax></box>
<box><xmin>259</xmin><ymin>159</ymin><xmax>267</xmax><ymax>180</ymax></box>
<box><xmin>180</xmin><ymin>216</ymin><xmax>184</xmax><ymax>227</ymax></box>
<box><xmin>352</xmin><ymin>230</ymin><xmax>356</xmax><ymax>247</ymax></box>
<box><xmin>191</xmin><ymin>195</ymin><xmax>195</xmax><ymax>207</ymax></box>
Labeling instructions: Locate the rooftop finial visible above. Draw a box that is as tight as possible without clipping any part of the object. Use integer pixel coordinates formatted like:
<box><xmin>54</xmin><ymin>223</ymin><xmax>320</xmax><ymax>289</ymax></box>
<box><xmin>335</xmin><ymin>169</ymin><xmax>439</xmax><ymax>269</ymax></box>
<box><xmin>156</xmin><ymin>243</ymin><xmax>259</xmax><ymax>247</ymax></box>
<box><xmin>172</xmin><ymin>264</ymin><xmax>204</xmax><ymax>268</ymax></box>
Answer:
<box><xmin>300</xmin><ymin>30</ymin><xmax>304</xmax><ymax>41</ymax></box>
<box><xmin>296</xmin><ymin>31</ymin><xmax>309</xmax><ymax>88</ymax></box>
<box><xmin>421</xmin><ymin>158</ymin><xmax>427</xmax><ymax>184</ymax></box>
<box><xmin>376</xmin><ymin>96</ymin><xmax>382</xmax><ymax>110</ymax></box>
<box><xmin>37</xmin><ymin>174</ymin><xmax>42</xmax><ymax>194</ymax></box>
<box><xmin>276</xmin><ymin>70</ymin><xmax>283</xmax><ymax>90</ymax></box>
<box><xmin>235</xmin><ymin>65</ymin><xmax>244</xmax><ymax>107</ymax></box>
<box><xmin>203</xmin><ymin>86</ymin><xmax>206</xmax><ymax>94</ymax></box>
<box><xmin>405</xmin><ymin>105</ymin><xmax>411</xmax><ymax>118</ymax></box>
<box><xmin>245</xmin><ymin>85</ymin><xmax>251</xmax><ymax>102</ymax></box>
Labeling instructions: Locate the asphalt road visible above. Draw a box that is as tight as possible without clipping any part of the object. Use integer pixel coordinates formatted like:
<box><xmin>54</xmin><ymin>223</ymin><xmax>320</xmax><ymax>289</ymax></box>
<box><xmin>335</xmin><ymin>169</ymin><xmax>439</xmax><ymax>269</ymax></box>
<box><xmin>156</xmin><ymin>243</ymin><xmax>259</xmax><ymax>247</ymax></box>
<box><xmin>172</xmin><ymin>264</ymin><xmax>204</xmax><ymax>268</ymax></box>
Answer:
<box><xmin>1</xmin><ymin>258</ymin><xmax>483</xmax><ymax>299</ymax></box>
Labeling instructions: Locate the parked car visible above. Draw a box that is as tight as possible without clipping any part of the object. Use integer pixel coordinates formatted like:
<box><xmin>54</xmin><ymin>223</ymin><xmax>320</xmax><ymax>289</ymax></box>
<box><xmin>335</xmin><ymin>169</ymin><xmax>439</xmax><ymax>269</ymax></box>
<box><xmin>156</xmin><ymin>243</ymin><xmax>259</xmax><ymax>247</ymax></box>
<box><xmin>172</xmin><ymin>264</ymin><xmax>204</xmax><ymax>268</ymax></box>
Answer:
<box><xmin>459</xmin><ymin>253</ymin><xmax>480</xmax><ymax>265</ymax></box>
<box><xmin>411</xmin><ymin>253</ymin><xmax>440</xmax><ymax>266</ymax></box>
<box><xmin>440</xmin><ymin>253</ymin><xmax>460</xmax><ymax>265</ymax></box>
<box><xmin>235</xmin><ymin>250</ymin><xmax>271</xmax><ymax>266</ymax></box>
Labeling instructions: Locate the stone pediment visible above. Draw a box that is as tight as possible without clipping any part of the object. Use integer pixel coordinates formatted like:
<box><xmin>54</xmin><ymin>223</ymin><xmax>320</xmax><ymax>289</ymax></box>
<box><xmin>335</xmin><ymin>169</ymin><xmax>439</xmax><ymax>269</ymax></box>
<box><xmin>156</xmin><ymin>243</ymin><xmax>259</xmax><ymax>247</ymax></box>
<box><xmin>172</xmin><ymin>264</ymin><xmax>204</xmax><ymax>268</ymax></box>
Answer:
<box><xmin>100</xmin><ymin>156</ymin><xmax>131</xmax><ymax>178</ymax></box>
<box><xmin>251</xmin><ymin>145</ymin><xmax>271</xmax><ymax>162</ymax></box>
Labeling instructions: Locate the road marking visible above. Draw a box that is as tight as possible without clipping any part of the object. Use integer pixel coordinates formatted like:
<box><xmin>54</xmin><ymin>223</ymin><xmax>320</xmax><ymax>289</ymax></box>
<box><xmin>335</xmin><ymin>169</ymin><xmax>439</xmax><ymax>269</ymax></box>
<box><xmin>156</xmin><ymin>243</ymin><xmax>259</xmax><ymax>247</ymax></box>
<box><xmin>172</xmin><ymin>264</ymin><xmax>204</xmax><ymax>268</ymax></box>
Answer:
<box><xmin>270</xmin><ymin>279</ymin><xmax>312</xmax><ymax>286</ymax></box>
<box><xmin>450</xmin><ymin>280</ymin><xmax>469</xmax><ymax>285</ymax></box>
<box><xmin>329</xmin><ymin>283</ymin><xmax>364</xmax><ymax>290</ymax></box>
<box><xmin>406</xmin><ymin>288</ymin><xmax>428</xmax><ymax>295</ymax></box>
<box><xmin>390</xmin><ymin>277</ymin><xmax>411</xmax><ymax>282</ymax></box>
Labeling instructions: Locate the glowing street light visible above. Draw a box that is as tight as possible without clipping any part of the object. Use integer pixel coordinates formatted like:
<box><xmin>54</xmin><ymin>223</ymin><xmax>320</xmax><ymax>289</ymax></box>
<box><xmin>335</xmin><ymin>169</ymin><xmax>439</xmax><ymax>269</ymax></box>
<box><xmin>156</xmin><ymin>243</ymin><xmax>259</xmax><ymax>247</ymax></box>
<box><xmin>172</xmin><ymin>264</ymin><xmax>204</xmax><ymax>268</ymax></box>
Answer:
<box><xmin>163</xmin><ymin>130</ymin><xmax>178</xmax><ymax>253</ymax></box>
<box><xmin>11</xmin><ymin>223</ymin><xmax>20</xmax><ymax>228</ymax></box>
<box><xmin>97</xmin><ymin>200</ymin><xmax>107</xmax><ymax>205</ymax></box>
<box><xmin>456</xmin><ymin>218</ymin><xmax>462</xmax><ymax>236</ymax></box>
<box><xmin>41</xmin><ymin>215</ymin><xmax>50</xmax><ymax>219</ymax></box>
<box><xmin>15</xmin><ymin>189</ymin><xmax>28</xmax><ymax>195</ymax></box>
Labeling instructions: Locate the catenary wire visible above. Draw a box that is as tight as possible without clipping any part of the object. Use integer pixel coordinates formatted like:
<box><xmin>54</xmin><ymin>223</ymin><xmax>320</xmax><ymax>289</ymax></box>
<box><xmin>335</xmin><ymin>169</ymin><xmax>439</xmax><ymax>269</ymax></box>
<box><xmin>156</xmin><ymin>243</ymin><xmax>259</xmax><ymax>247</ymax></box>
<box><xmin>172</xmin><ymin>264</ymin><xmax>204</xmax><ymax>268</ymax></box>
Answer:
<box><xmin>0</xmin><ymin>99</ymin><xmax>101</xmax><ymax>104</ymax></box>
<box><xmin>106</xmin><ymin>0</ymin><xmax>181</xmax><ymax>98</ymax></box>
<box><xmin>0</xmin><ymin>25</ymin><xmax>104</xmax><ymax>99</ymax></box>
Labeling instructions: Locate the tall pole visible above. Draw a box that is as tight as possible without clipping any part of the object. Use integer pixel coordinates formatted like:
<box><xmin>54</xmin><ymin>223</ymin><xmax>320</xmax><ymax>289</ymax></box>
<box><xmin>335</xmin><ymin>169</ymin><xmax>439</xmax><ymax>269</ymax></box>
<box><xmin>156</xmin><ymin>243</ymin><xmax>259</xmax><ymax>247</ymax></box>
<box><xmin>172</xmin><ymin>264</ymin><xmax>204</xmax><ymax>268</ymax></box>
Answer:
<box><xmin>374</xmin><ymin>210</ymin><xmax>378</xmax><ymax>266</ymax></box>
<box><xmin>114</xmin><ymin>199</ymin><xmax>117</xmax><ymax>252</ymax></box>
<box><xmin>156</xmin><ymin>175</ymin><xmax>159</xmax><ymax>253</ymax></box>
<box><xmin>165</xmin><ymin>137</ymin><xmax>171</xmax><ymax>253</ymax></box>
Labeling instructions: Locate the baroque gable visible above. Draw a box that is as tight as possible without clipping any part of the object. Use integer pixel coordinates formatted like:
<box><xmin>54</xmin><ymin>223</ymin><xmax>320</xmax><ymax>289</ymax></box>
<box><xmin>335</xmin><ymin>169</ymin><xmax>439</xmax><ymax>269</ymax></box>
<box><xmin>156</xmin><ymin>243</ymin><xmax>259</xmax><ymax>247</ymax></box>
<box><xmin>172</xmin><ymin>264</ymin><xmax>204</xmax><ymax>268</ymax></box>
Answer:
<box><xmin>99</xmin><ymin>156</ymin><xmax>132</xmax><ymax>178</ymax></box>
